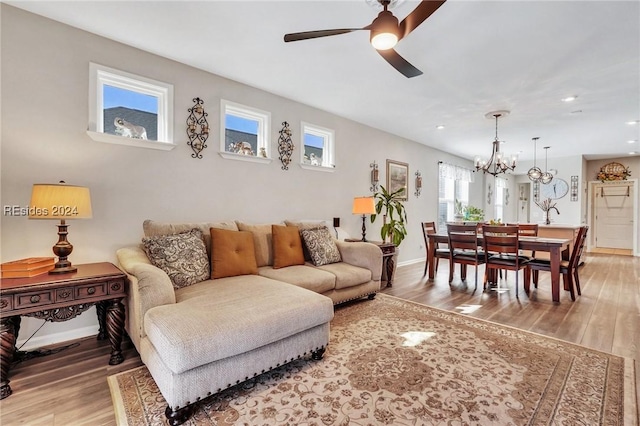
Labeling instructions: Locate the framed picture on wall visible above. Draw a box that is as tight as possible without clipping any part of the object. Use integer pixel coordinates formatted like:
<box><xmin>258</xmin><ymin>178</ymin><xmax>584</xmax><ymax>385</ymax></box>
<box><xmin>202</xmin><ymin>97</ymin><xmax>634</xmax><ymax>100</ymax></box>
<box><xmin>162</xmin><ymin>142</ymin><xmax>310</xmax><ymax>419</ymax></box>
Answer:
<box><xmin>386</xmin><ymin>159</ymin><xmax>409</xmax><ymax>201</ymax></box>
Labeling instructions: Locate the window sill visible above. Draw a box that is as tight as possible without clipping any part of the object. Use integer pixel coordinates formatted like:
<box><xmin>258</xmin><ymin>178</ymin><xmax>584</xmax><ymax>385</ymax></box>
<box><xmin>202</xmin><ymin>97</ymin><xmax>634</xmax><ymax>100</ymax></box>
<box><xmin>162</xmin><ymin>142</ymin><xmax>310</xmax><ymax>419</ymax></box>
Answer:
<box><xmin>219</xmin><ymin>151</ymin><xmax>273</xmax><ymax>164</ymax></box>
<box><xmin>87</xmin><ymin>131</ymin><xmax>177</xmax><ymax>151</ymax></box>
<box><xmin>299</xmin><ymin>163</ymin><xmax>335</xmax><ymax>173</ymax></box>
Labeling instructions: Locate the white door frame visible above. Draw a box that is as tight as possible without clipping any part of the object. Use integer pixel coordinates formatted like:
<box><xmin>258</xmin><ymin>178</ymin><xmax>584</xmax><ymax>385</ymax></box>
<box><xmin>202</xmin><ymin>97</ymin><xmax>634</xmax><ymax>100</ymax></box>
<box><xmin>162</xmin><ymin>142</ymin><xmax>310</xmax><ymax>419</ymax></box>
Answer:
<box><xmin>586</xmin><ymin>179</ymin><xmax>638</xmax><ymax>256</ymax></box>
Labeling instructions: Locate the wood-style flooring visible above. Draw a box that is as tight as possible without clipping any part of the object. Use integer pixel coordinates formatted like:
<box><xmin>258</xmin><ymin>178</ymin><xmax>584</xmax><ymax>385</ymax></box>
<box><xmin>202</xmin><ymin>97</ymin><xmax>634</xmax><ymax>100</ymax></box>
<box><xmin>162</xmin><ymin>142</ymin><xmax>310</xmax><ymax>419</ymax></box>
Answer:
<box><xmin>0</xmin><ymin>252</ymin><xmax>638</xmax><ymax>425</ymax></box>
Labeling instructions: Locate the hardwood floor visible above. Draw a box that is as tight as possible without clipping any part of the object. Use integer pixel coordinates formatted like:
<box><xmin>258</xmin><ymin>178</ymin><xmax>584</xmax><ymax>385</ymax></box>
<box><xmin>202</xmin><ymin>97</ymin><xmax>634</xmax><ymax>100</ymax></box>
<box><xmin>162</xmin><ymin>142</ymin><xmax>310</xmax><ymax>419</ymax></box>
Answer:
<box><xmin>0</xmin><ymin>252</ymin><xmax>637</xmax><ymax>425</ymax></box>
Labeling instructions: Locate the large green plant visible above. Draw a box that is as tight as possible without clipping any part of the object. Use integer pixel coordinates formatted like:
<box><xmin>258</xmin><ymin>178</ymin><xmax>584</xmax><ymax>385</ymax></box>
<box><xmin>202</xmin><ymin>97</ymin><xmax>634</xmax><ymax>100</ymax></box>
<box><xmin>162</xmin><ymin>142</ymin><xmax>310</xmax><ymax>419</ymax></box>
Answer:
<box><xmin>370</xmin><ymin>185</ymin><xmax>408</xmax><ymax>246</ymax></box>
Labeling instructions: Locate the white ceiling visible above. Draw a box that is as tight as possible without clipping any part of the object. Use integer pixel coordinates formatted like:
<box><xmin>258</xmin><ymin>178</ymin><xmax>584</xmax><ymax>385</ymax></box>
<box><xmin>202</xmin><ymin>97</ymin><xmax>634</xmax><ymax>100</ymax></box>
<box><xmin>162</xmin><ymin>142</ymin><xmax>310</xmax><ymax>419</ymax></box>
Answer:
<box><xmin>8</xmin><ymin>0</ymin><xmax>640</xmax><ymax>163</ymax></box>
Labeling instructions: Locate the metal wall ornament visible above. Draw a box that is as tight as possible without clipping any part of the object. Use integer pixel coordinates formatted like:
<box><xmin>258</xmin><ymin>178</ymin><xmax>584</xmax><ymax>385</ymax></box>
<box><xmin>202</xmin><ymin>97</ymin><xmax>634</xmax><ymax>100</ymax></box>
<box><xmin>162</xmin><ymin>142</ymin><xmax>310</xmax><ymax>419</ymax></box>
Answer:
<box><xmin>277</xmin><ymin>121</ymin><xmax>294</xmax><ymax>170</ymax></box>
<box><xmin>370</xmin><ymin>161</ymin><xmax>379</xmax><ymax>192</ymax></box>
<box><xmin>186</xmin><ymin>97</ymin><xmax>209</xmax><ymax>159</ymax></box>
<box><xmin>414</xmin><ymin>170</ymin><xmax>422</xmax><ymax>197</ymax></box>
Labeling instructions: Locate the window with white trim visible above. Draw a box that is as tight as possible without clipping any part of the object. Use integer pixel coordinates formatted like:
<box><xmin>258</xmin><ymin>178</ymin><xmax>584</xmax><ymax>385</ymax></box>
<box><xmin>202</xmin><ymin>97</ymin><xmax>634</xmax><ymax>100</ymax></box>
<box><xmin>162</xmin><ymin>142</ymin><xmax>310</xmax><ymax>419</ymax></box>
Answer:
<box><xmin>494</xmin><ymin>177</ymin><xmax>507</xmax><ymax>222</ymax></box>
<box><xmin>438</xmin><ymin>162</ymin><xmax>474</xmax><ymax>230</ymax></box>
<box><xmin>300</xmin><ymin>122</ymin><xmax>335</xmax><ymax>171</ymax></box>
<box><xmin>219</xmin><ymin>100</ymin><xmax>271</xmax><ymax>164</ymax></box>
<box><xmin>88</xmin><ymin>63</ymin><xmax>175</xmax><ymax>150</ymax></box>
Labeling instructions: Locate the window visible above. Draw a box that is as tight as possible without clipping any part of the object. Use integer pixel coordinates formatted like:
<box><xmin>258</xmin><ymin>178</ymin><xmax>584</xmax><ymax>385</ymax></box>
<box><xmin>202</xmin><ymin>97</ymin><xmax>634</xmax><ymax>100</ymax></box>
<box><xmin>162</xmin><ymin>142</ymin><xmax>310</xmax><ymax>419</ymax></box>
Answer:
<box><xmin>494</xmin><ymin>177</ymin><xmax>507</xmax><ymax>222</ymax></box>
<box><xmin>219</xmin><ymin>100</ymin><xmax>271</xmax><ymax>164</ymax></box>
<box><xmin>88</xmin><ymin>63</ymin><xmax>175</xmax><ymax>150</ymax></box>
<box><xmin>300</xmin><ymin>122</ymin><xmax>335</xmax><ymax>171</ymax></box>
<box><xmin>438</xmin><ymin>162</ymin><xmax>474</xmax><ymax>230</ymax></box>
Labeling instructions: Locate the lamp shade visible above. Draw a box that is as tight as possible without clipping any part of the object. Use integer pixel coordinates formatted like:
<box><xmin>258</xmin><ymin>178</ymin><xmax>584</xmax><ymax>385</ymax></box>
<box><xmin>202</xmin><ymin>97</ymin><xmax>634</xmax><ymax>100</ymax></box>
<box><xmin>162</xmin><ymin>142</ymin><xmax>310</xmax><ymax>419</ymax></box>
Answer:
<box><xmin>29</xmin><ymin>183</ymin><xmax>92</xmax><ymax>220</ymax></box>
<box><xmin>352</xmin><ymin>197</ymin><xmax>376</xmax><ymax>215</ymax></box>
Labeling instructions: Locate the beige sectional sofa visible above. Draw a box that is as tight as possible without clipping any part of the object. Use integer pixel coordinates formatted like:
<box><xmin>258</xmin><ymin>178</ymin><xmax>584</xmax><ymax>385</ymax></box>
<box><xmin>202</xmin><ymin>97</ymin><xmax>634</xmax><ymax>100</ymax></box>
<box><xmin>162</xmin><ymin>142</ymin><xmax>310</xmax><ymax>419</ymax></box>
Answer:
<box><xmin>116</xmin><ymin>219</ymin><xmax>382</xmax><ymax>425</ymax></box>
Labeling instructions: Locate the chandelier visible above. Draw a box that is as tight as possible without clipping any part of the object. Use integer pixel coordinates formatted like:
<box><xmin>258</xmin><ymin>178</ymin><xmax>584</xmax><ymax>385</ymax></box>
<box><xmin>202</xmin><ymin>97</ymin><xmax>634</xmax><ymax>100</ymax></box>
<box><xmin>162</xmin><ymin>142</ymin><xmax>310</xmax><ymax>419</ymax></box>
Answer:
<box><xmin>474</xmin><ymin>111</ymin><xmax>517</xmax><ymax>176</ymax></box>
<box><xmin>527</xmin><ymin>137</ymin><xmax>553</xmax><ymax>184</ymax></box>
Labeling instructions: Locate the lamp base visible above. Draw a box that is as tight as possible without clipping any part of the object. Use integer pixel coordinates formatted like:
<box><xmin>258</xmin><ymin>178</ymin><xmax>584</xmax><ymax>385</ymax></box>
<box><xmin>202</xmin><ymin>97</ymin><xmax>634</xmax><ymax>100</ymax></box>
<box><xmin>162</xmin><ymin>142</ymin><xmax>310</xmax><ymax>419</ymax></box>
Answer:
<box><xmin>49</xmin><ymin>265</ymin><xmax>78</xmax><ymax>275</ymax></box>
<box><xmin>50</xmin><ymin>220</ymin><xmax>76</xmax><ymax>275</ymax></box>
<box><xmin>360</xmin><ymin>214</ymin><xmax>368</xmax><ymax>242</ymax></box>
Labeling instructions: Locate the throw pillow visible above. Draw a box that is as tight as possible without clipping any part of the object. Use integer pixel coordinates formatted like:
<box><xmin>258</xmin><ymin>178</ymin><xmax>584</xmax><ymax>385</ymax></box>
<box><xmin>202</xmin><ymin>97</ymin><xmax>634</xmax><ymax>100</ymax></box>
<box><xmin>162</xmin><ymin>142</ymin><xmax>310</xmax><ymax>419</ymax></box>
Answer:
<box><xmin>142</xmin><ymin>228</ymin><xmax>210</xmax><ymax>289</ymax></box>
<box><xmin>272</xmin><ymin>225</ymin><xmax>305</xmax><ymax>269</ymax></box>
<box><xmin>236</xmin><ymin>222</ymin><xmax>274</xmax><ymax>267</ymax></box>
<box><xmin>300</xmin><ymin>226</ymin><xmax>342</xmax><ymax>266</ymax></box>
<box><xmin>284</xmin><ymin>220</ymin><xmax>326</xmax><ymax>261</ymax></box>
<box><xmin>210</xmin><ymin>228</ymin><xmax>258</xmax><ymax>279</ymax></box>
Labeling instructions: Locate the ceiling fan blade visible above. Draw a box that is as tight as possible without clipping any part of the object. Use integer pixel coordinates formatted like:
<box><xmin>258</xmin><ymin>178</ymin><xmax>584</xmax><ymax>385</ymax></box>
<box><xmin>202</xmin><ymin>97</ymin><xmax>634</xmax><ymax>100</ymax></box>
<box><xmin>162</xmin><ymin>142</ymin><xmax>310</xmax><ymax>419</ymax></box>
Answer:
<box><xmin>284</xmin><ymin>28</ymin><xmax>365</xmax><ymax>43</ymax></box>
<box><xmin>399</xmin><ymin>0</ymin><xmax>447</xmax><ymax>39</ymax></box>
<box><xmin>377</xmin><ymin>48</ymin><xmax>423</xmax><ymax>78</ymax></box>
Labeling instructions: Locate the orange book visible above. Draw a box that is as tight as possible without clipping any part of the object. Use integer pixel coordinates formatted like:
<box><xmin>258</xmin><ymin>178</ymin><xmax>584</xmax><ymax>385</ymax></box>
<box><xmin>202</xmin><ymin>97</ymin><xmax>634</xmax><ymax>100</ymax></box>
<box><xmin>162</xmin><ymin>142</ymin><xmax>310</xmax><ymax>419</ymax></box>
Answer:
<box><xmin>1</xmin><ymin>257</ymin><xmax>55</xmax><ymax>272</ymax></box>
<box><xmin>1</xmin><ymin>263</ymin><xmax>54</xmax><ymax>278</ymax></box>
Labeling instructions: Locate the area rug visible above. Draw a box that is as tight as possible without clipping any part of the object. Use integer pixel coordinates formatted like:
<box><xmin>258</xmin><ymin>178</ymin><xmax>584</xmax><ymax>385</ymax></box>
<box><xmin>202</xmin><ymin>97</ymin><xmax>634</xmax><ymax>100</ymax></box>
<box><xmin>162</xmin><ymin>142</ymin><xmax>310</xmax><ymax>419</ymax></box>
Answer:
<box><xmin>109</xmin><ymin>294</ymin><xmax>637</xmax><ymax>425</ymax></box>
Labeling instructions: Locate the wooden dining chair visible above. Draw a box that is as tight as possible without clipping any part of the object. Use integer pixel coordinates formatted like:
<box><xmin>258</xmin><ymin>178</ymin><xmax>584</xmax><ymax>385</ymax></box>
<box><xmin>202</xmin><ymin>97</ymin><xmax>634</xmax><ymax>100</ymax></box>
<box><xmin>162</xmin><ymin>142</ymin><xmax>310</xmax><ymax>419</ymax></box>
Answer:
<box><xmin>524</xmin><ymin>226</ymin><xmax>589</xmax><ymax>301</ymax></box>
<box><xmin>482</xmin><ymin>225</ymin><xmax>531</xmax><ymax>296</ymax></box>
<box><xmin>421</xmin><ymin>221</ymin><xmax>450</xmax><ymax>276</ymax></box>
<box><xmin>447</xmin><ymin>224</ymin><xmax>485</xmax><ymax>290</ymax></box>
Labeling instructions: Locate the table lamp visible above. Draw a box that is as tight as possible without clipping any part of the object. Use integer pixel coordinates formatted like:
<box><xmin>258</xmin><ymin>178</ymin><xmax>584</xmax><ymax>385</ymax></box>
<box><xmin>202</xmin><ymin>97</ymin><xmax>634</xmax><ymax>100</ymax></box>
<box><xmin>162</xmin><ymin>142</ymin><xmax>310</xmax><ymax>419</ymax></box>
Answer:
<box><xmin>29</xmin><ymin>181</ymin><xmax>92</xmax><ymax>274</ymax></box>
<box><xmin>352</xmin><ymin>196</ymin><xmax>376</xmax><ymax>242</ymax></box>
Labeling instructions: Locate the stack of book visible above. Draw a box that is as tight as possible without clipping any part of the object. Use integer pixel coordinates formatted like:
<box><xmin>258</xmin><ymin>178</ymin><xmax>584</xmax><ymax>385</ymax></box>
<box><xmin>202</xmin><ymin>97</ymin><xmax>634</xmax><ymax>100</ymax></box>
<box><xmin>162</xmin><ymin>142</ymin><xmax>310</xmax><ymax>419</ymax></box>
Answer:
<box><xmin>1</xmin><ymin>257</ymin><xmax>55</xmax><ymax>278</ymax></box>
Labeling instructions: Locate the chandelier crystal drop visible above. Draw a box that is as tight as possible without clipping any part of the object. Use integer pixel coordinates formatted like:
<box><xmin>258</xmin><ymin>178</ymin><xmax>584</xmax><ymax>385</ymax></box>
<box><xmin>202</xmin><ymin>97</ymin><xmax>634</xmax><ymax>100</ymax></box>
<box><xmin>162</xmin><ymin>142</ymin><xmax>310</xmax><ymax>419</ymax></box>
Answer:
<box><xmin>527</xmin><ymin>137</ymin><xmax>543</xmax><ymax>182</ymax></box>
<box><xmin>474</xmin><ymin>111</ymin><xmax>517</xmax><ymax>176</ymax></box>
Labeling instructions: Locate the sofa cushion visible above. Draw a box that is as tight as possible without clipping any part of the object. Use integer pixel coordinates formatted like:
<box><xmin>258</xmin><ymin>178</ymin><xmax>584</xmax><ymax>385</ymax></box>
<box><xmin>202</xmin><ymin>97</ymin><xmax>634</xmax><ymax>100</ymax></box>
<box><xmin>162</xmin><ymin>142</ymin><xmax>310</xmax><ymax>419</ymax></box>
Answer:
<box><xmin>300</xmin><ymin>226</ymin><xmax>342</xmax><ymax>266</ymax></box>
<box><xmin>142</xmin><ymin>229</ymin><xmax>210</xmax><ymax>289</ymax></box>
<box><xmin>236</xmin><ymin>222</ymin><xmax>274</xmax><ymax>267</ymax></box>
<box><xmin>143</xmin><ymin>219</ymin><xmax>238</xmax><ymax>258</ymax></box>
<box><xmin>285</xmin><ymin>220</ymin><xmax>326</xmax><ymax>261</ymax></box>
<box><xmin>210</xmin><ymin>228</ymin><xmax>258</xmax><ymax>279</ymax></box>
<box><xmin>258</xmin><ymin>265</ymin><xmax>335</xmax><ymax>294</ymax></box>
<box><xmin>145</xmin><ymin>275</ymin><xmax>334</xmax><ymax>374</ymax></box>
<box><xmin>318</xmin><ymin>262</ymin><xmax>373</xmax><ymax>290</ymax></box>
<box><xmin>272</xmin><ymin>225</ymin><xmax>305</xmax><ymax>269</ymax></box>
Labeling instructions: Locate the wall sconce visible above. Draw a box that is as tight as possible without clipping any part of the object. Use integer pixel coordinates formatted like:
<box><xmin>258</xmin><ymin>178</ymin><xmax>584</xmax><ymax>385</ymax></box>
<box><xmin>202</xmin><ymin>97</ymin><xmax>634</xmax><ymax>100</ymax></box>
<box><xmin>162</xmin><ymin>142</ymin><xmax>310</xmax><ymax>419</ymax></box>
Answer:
<box><xmin>186</xmin><ymin>97</ymin><xmax>209</xmax><ymax>159</ymax></box>
<box><xmin>414</xmin><ymin>170</ymin><xmax>422</xmax><ymax>197</ymax></box>
<box><xmin>370</xmin><ymin>161</ymin><xmax>379</xmax><ymax>192</ymax></box>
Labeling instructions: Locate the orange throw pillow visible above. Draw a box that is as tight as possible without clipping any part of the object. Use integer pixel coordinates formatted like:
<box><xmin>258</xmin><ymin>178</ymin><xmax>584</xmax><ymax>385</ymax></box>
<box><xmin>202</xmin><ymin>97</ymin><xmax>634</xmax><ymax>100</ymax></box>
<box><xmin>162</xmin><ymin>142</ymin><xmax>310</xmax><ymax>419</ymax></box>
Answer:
<box><xmin>210</xmin><ymin>228</ymin><xmax>258</xmax><ymax>279</ymax></box>
<box><xmin>272</xmin><ymin>225</ymin><xmax>305</xmax><ymax>269</ymax></box>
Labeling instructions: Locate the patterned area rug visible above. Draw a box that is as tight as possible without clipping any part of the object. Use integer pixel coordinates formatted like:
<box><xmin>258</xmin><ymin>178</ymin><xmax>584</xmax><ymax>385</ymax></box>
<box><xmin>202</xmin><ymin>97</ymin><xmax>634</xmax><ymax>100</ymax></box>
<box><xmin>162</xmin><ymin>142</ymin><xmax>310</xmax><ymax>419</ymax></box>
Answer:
<box><xmin>109</xmin><ymin>294</ymin><xmax>637</xmax><ymax>425</ymax></box>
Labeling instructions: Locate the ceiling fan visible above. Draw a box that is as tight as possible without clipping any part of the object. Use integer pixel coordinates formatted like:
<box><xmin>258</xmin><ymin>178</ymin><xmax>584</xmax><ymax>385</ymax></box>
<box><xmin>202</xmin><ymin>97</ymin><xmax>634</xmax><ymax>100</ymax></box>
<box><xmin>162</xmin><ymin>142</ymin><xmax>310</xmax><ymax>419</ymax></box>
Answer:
<box><xmin>284</xmin><ymin>0</ymin><xmax>447</xmax><ymax>78</ymax></box>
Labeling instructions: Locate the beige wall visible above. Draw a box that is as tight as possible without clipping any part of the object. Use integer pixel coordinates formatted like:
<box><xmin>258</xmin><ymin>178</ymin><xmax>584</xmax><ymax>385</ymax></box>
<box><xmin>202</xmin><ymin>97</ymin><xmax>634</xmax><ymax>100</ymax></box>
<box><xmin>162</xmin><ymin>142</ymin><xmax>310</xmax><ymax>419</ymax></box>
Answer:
<box><xmin>1</xmin><ymin>5</ymin><xmax>480</xmax><ymax>347</ymax></box>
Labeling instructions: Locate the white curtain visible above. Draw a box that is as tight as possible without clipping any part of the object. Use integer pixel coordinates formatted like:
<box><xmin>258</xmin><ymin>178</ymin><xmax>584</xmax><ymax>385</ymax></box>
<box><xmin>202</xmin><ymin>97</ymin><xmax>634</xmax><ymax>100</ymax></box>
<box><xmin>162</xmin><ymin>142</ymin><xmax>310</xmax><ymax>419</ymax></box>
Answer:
<box><xmin>438</xmin><ymin>162</ymin><xmax>475</xmax><ymax>183</ymax></box>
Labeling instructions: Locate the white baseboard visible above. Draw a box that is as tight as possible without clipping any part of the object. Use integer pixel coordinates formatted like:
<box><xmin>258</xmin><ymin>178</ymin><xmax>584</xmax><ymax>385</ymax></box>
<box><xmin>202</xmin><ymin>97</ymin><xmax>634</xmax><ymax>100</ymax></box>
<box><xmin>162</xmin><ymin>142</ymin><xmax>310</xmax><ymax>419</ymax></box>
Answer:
<box><xmin>397</xmin><ymin>257</ymin><xmax>426</xmax><ymax>268</ymax></box>
<box><xmin>16</xmin><ymin>325</ymin><xmax>99</xmax><ymax>351</ymax></box>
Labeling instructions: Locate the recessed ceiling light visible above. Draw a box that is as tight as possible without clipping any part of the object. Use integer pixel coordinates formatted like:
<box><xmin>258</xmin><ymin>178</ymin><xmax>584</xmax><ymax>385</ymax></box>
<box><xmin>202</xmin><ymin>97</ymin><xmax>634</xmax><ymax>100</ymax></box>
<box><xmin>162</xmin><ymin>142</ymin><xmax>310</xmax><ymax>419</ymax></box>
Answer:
<box><xmin>561</xmin><ymin>95</ymin><xmax>577</xmax><ymax>102</ymax></box>
<box><xmin>628</xmin><ymin>140</ymin><xmax>638</xmax><ymax>144</ymax></box>
<box><xmin>627</xmin><ymin>120</ymin><xmax>640</xmax><ymax>125</ymax></box>
<box><xmin>629</xmin><ymin>151</ymin><xmax>637</xmax><ymax>155</ymax></box>
<box><xmin>436</xmin><ymin>125</ymin><xmax>445</xmax><ymax>130</ymax></box>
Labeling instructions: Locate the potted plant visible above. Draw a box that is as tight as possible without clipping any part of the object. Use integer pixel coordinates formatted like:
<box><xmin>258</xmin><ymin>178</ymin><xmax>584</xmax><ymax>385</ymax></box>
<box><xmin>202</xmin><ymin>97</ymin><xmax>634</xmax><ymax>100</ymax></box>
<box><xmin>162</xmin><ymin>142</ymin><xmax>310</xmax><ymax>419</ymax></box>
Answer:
<box><xmin>370</xmin><ymin>185</ymin><xmax>408</xmax><ymax>246</ymax></box>
<box><xmin>454</xmin><ymin>199</ymin><xmax>465</xmax><ymax>221</ymax></box>
<box><xmin>464</xmin><ymin>205</ymin><xmax>485</xmax><ymax>222</ymax></box>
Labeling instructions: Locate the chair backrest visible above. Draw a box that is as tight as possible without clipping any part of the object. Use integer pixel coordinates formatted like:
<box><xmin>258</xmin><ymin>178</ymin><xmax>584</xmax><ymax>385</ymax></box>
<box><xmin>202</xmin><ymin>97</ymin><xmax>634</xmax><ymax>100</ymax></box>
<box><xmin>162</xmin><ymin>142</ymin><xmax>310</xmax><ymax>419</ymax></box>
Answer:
<box><xmin>482</xmin><ymin>225</ymin><xmax>520</xmax><ymax>255</ymax></box>
<box><xmin>447</xmin><ymin>224</ymin><xmax>480</xmax><ymax>252</ymax></box>
<box><xmin>421</xmin><ymin>221</ymin><xmax>437</xmax><ymax>249</ymax></box>
<box><xmin>507</xmin><ymin>223</ymin><xmax>538</xmax><ymax>236</ymax></box>
<box><xmin>568</xmin><ymin>226</ymin><xmax>589</xmax><ymax>269</ymax></box>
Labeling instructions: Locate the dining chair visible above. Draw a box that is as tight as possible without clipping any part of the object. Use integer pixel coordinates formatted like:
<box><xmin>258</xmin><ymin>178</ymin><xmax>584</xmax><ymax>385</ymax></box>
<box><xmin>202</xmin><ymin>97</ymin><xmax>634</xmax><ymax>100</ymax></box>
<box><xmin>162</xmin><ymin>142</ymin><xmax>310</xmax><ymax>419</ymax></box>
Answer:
<box><xmin>421</xmin><ymin>221</ymin><xmax>450</xmax><ymax>276</ymax></box>
<box><xmin>524</xmin><ymin>226</ymin><xmax>589</xmax><ymax>301</ymax></box>
<box><xmin>446</xmin><ymin>224</ymin><xmax>485</xmax><ymax>290</ymax></box>
<box><xmin>482</xmin><ymin>225</ymin><xmax>531</xmax><ymax>296</ymax></box>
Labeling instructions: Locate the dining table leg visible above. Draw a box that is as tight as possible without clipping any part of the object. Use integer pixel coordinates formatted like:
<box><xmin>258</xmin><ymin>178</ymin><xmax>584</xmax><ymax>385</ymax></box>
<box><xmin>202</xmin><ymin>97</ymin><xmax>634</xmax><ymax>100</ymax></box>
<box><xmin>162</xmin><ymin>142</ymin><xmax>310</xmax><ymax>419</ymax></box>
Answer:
<box><xmin>427</xmin><ymin>237</ymin><xmax>436</xmax><ymax>280</ymax></box>
<box><xmin>549</xmin><ymin>246</ymin><xmax>561</xmax><ymax>303</ymax></box>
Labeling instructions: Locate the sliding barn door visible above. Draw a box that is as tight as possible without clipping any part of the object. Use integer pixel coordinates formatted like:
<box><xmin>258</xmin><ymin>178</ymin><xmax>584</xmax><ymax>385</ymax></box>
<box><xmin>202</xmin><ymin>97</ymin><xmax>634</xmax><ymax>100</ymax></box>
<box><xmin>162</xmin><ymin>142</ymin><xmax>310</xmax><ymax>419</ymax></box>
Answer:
<box><xmin>594</xmin><ymin>181</ymin><xmax>634</xmax><ymax>249</ymax></box>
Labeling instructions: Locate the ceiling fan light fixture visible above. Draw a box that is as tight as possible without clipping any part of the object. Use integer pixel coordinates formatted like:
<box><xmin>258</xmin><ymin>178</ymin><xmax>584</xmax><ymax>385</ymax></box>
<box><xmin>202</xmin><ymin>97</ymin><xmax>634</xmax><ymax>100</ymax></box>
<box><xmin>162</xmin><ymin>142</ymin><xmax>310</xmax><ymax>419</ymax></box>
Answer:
<box><xmin>370</xmin><ymin>10</ymin><xmax>400</xmax><ymax>50</ymax></box>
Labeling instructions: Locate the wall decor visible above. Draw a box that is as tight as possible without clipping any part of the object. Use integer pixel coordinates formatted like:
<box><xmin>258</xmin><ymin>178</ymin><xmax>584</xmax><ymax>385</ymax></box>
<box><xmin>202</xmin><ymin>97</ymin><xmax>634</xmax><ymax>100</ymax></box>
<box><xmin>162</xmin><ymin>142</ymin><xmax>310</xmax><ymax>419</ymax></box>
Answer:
<box><xmin>570</xmin><ymin>175</ymin><xmax>579</xmax><ymax>201</ymax></box>
<box><xmin>505</xmin><ymin>188</ymin><xmax>509</xmax><ymax>206</ymax></box>
<box><xmin>533</xmin><ymin>181</ymin><xmax>540</xmax><ymax>202</ymax></box>
<box><xmin>277</xmin><ymin>121</ymin><xmax>294</xmax><ymax>170</ymax></box>
<box><xmin>596</xmin><ymin>162</ymin><xmax>631</xmax><ymax>181</ymax></box>
<box><xmin>370</xmin><ymin>161</ymin><xmax>379</xmax><ymax>192</ymax></box>
<box><xmin>186</xmin><ymin>97</ymin><xmax>209</xmax><ymax>159</ymax></box>
<box><xmin>414</xmin><ymin>170</ymin><xmax>422</xmax><ymax>197</ymax></box>
<box><xmin>487</xmin><ymin>183</ymin><xmax>493</xmax><ymax>204</ymax></box>
<box><xmin>386</xmin><ymin>159</ymin><xmax>408</xmax><ymax>201</ymax></box>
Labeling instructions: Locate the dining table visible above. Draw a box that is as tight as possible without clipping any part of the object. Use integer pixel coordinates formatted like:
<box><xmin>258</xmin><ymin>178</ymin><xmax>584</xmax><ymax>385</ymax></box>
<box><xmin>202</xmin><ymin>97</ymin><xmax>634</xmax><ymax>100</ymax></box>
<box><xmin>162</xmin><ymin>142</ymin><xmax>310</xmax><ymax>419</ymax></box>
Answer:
<box><xmin>426</xmin><ymin>233</ymin><xmax>572</xmax><ymax>302</ymax></box>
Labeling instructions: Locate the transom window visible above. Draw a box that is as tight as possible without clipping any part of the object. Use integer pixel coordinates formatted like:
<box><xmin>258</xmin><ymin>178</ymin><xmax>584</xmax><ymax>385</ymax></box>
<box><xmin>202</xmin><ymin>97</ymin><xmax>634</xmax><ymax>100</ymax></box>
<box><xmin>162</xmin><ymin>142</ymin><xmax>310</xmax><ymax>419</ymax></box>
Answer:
<box><xmin>88</xmin><ymin>63</ymin><xmax>174</xmax><ymax>150</ymax></box>
<box><xmin>301</xmin><ymin>122</ymin><xmax>335</xmax><ymax>171</ymax></box>
<box><xmin>219</xmin><ymin>100</ymin><xmax>271</xmax><ymax>163</ymax></box>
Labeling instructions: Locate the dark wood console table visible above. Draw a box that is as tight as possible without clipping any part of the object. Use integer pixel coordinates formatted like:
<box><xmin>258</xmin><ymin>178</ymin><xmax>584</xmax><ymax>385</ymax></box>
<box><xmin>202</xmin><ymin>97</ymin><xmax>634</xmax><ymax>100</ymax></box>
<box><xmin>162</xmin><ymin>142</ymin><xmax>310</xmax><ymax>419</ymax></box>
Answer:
<box><xmin>0</xmin><ymin>262</ymin><xmax>126</xmax><ymax>399</ymax></box>
<box><xmin>345</xmin><ymin>240</ymin><xmax>396</xmax><ymax>287</ymax></box>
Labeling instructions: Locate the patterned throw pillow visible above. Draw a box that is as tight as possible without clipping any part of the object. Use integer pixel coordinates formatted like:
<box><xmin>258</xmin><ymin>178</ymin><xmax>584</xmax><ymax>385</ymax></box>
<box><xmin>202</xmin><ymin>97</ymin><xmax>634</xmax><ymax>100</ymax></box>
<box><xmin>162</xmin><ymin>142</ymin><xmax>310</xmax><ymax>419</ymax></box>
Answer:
<box><xmin>300</xmin><ymin>226</ymin><xmax>342</xmax><ymax>266</ymax></box>
<box><xmin>142</xmin><ymin>229</ymin><xmax>210</xmax><ymax>289</ymax></box>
